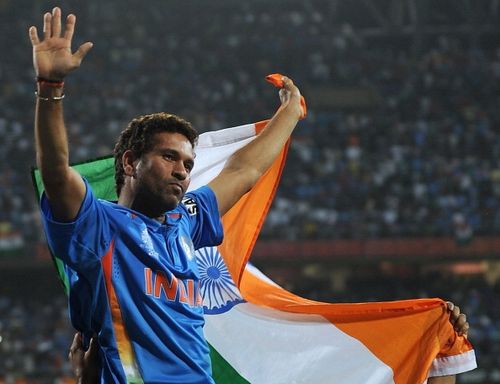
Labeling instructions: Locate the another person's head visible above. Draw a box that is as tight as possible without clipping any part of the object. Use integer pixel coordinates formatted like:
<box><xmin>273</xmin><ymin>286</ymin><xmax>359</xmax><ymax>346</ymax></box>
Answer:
<box><xmin>114</xmin><ymin>113</ymin><xmax>198</xmax><ymax>208</ymax></box>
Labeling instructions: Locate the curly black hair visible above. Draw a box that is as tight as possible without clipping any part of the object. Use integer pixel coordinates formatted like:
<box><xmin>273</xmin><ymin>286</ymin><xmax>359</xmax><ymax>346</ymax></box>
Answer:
<box><xmin>114</xmin><ymin>112</ymin><xmax>198</xmax><ymax>196</ymax></box>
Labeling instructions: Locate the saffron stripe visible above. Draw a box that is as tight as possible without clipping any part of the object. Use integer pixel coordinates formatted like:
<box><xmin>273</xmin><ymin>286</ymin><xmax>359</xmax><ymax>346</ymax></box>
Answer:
<box><xmin>101</xmin><ymin>239</ymin><xmax>144</xmax><ymax>383</ymax></box>
<box><xmin>218</xmin><ymin>122</ymin><xmax>289</xmax><ymax>286</ymax></box>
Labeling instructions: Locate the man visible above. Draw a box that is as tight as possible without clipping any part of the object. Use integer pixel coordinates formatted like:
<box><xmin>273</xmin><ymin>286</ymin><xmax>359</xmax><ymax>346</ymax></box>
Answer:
<box><xmin>30</xmin><ymin>7</ymin><xmax>303</xmax><ymax>383</ymax></box>
<box><xmin>31</xmin><ymin>7</ymin><xmax>471</xmax><ymax>384</ymax></box>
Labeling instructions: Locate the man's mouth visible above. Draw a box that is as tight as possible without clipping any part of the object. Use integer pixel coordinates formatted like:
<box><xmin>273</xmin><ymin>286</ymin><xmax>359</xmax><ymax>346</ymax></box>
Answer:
<box><xmin>168</xmin><ymin>182</ymin><xmax>183</xmax><ymax>194</ymax></box>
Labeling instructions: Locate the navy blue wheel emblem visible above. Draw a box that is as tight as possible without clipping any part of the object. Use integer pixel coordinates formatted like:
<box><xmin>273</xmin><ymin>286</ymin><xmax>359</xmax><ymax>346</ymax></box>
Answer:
<box><xmin>196</xmin><ymin>247</ymin><xmax>245</xmax><ymax>314</ymax></box>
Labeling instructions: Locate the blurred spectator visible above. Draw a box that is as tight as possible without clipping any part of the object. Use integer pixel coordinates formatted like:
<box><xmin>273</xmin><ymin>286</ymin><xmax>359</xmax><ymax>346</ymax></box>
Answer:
<box><xmin>1</xmin><ymin>0</ymin><xmax>500</xmax><ymax>245</ymax></box>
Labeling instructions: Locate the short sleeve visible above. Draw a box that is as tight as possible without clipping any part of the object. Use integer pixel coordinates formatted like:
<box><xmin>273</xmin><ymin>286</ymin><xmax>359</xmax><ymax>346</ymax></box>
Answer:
<box><xmin>40</xmin><ymin>178</ymin><xmax>111</xmax><ymax>272</ymax></box>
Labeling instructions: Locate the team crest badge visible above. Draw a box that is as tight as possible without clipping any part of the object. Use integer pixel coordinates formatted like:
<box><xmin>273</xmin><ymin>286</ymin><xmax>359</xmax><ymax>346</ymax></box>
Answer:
<box><xmin>140</xmin><ymin>226</ymin><xmax>159</xmax><ymax>259</ymax></box>
<box><xmin>179</xmin><ymin>235</ymin><xmax>195</xmax><ymax>261</ymax></box>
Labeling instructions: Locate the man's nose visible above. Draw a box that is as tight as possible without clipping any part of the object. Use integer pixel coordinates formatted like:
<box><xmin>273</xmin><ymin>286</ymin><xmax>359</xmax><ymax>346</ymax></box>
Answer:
<box><xmin>172</xmin><ymin>162</ymin><xmax>188</xmax><ymax>180</ymax></box>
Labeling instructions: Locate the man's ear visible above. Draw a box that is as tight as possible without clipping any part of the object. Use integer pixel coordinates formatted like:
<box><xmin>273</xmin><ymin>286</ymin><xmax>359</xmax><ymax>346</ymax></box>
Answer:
<box><xmin>122</xmin><ymin>150</ymin><xmax>137</xmax><ymax>177</ymax></box>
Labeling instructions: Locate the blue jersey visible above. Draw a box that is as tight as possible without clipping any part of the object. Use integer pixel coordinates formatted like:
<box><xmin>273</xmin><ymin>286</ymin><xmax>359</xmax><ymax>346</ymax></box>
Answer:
<box><xmin>41</xmin><ymin>179</ymin><xmax>223</xmax><ymax>383</ymax></box>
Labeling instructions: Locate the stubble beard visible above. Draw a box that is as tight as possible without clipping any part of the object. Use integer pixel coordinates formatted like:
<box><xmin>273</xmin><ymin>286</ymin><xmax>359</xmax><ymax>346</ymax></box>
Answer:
<box><xmin>133</xmin><ymin>183</ymin><xmax>184</xmax><ymax>218</ymax></box>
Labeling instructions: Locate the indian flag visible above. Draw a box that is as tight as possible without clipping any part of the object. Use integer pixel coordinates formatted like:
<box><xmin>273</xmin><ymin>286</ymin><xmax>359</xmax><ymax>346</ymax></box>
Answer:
<box><xmin>33</xmin><ymin>121</ymin><xmax>476</xmax><ymax>384</ymax></box>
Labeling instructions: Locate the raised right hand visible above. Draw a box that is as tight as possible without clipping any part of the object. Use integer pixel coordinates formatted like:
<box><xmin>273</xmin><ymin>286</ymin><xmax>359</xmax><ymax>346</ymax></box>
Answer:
<box><xmin>29</xmin><ymin>7</ymin><xmax>93</xmax><ymax>81</ymax></box>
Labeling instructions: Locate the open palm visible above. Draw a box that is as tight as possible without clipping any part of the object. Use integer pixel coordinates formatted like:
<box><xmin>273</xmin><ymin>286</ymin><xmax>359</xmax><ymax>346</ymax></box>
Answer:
<box><xmin>29</xmin><ymin>7</ymin><xmax>92</xmax><ymax>81</ymax></box>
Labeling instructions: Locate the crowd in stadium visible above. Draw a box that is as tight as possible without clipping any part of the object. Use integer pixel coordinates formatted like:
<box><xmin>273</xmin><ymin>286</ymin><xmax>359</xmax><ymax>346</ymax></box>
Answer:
<box><xmin>0</xmin><ymin>268</ymin><xmax>499</xmax><ymax>383</ymax></box>
<box><xmin>0</xmin><ymin>295</ymin><xmax>75</xmax><ymax>383</ymax></box>
<box><xmin>266</xmin><ymin>40</ymin><xmax>500</xmax><ymax>240</ymax></box>
<box><xmin>1</xmin><ymin>1</ymin><xmax>500</xmax><ymax>251</ymax></box>
<box><xmin>1</xmin><ymin>0</ymin><xmax>500</xmax><ymax>382</ymax></box>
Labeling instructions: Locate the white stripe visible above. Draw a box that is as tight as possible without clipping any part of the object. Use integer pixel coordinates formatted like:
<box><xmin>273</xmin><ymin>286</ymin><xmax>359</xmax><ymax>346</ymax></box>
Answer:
<box><xmin>428</xmin><ymin>349</ymin><xmax>477</xmax><ymax>377</ymax></box>
<box><xmin>189</xmin><ymin>123</ymin><xmax>257</xmax><ymax>191</ymax></box>
<box><xmin>205</xmin><ymin>302</ymin><xmax>395</xmax><ymax>384</ymax></box>
<box><xmin>197</xmin><ymin>123</ymin><xmax>257</xmax><ymax>148</ymax></box>
<box><xmin>245</xmin><ymin>263</ymin><xmax>281</xmax><ymax>287</ymax></box>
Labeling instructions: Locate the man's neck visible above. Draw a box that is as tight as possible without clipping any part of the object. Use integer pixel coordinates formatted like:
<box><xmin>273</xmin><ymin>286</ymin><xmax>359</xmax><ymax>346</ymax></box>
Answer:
<box><xmin>117</xmin><ymin>196</ymin><xmax>161</xmax><ymax>222</ymax></box>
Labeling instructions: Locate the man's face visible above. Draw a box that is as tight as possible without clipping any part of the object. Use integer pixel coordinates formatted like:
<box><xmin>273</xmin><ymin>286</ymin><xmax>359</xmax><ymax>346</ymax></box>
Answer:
<box><xmin>132</xmin><ymin>131</ymin><xmax>194</xmax><ymax>213</ymax></box>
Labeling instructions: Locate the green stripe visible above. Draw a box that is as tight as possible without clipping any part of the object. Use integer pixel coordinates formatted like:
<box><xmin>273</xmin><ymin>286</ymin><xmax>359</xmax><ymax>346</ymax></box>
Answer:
<box><xmin>32</xmin><ymin>155</ymin><xmax>117</xmax><ymax>201</ymax></box>
<box><xmin>32</xmin><ymin>156</ymin><xmax>117</xmax><ymax>294</ymax></box>
<box><xmin>210</xmin><ymin>343</ymin><xmax>250</xmax><ymax>383</ymax></box>
<box><xmin>126</xmin><ymin>376</ymin><xmax>144</xmax><ymax>384</ymax></box>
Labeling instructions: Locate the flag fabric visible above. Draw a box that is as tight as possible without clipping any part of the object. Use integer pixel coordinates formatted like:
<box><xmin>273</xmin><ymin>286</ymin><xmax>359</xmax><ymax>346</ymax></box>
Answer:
<box><xmin>33</xmin><ymin>121</ymin><xmax>476</xmax><ymax>384</ymax></box>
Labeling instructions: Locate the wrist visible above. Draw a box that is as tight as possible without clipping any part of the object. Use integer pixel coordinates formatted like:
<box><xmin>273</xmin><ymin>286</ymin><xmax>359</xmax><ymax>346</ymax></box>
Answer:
<box><xmin>37</xmin><ymin>76</ymin><xmax>65</xmax><ymax>88</ymax></box>
<box><xmin>36</xmin><ymin>80</ymin><xmax>65</xmax><ymax>102</ymax></box>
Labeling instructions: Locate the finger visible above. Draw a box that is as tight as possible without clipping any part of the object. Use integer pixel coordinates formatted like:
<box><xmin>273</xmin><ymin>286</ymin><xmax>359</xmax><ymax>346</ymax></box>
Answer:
<box><xmin>63</xmin><ymin>14</ymin><xmax>76</xmax><ymax>41</ymax></box>
<box><xmin>281</xmin><ymin>76</ymin><xmax>293</xmax><ymax>89</ymax></box>
<box><xmin>446</xmin><ymin>301</ymin><xmax>454</xmax><ymax>312</ymax></box>
<box><xmin>454</xmin><ymin>313</ymin><xmax>467</xmax><ymax>333</ymax></box>
<box><xmin>69</xmin><ymin>345</ymin><xmax>84</xmax><ymax>364</ymax></box>
<box><xmin>29</xmin><ymin>26</ymin><xmax>40</xmax><ymax>46</ymax></box>
<box><xmin>69</xmin><ymin>332</ymin><xmax>82</xmax><ymax>355</ymax></box>
<box><xmin>51</xmin><ymin>7</ymin><xmax>62</xmax><ymax>37</ymax></box>
<box><xmin>459</xmin><ymin>322</ymin><xmax>470</xmax><ymax>337</ymax></box>
<box><xmin>450</xmin><ymin>305</ymin><xmax>461</xmax><ymax>325</ymax></box>
<box><xmin>279</xmin><ymin>88</ymin><xmax>288</xmax><ymax>103</ymax></box>
<box><xmin>281</xmin><ymin>76</ymin><xmax>298</xmax><ymax>91</ymax></box>
<box><xmin>43</xmin><ymin>12</ymin><xmax>52</xmax><ymax>39</ymax></box>
<box><xmin>74</xmin><ymin>41</ymin><xmax>94</xmax><ymax>62</ymax></box>
<box><xmin>87</xmin><ymin>336</ymin><xmax>99</xmax><ymax>358</ymax></box>
<box><xmin>69</xmin><ymin>333</ymin><xmax>84</xmax><ymax>377</ymax></box>
<box><xmin>282</xmin><ymin>76</ymin><xmax>301</xmax><ymax>98</ymax></box>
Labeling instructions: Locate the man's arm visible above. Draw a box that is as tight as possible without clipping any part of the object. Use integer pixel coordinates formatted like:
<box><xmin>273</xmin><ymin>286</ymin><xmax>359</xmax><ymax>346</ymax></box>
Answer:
<box><xmin>29</xmin><ymin>7</ymin><xmax>92</xmax><ymax>221</ymax></box>
<box><xmin>208</xmin><ymin>76</ymin><xmax>302</xmax><ymax>216</ymax></box>
<box><xmin>428</xmin><ymin>376</ymin><xmax>456</xmax><ymax>384</ymax></box>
